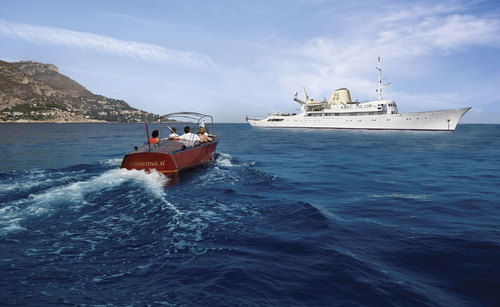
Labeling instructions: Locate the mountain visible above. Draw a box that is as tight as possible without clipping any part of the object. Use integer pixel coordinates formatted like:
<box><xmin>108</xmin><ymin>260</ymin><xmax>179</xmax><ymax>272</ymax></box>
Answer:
<box><xmin>0</xmin><ymin>60</ymin><xmax>161</xmax><ymax>122</ymax></box>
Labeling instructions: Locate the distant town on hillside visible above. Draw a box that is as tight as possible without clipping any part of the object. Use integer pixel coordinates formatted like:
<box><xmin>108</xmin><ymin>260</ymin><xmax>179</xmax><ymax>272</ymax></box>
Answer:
<box><xmin>0</xmin><ymin>60</ymin><xmax>162</xmax><ymax>123</ymax></box>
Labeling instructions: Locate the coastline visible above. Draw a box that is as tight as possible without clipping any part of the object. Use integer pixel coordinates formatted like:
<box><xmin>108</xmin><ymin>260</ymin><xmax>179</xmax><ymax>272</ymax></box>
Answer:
<box><xmin>0</xmin><ymin>120</ymin><xmax>109</xmax><ymax>123</ymax></box>
<box><xmin>0</xmin><ymin>119</ymin><xmax>177</xmax><ymax>124</ymax></box>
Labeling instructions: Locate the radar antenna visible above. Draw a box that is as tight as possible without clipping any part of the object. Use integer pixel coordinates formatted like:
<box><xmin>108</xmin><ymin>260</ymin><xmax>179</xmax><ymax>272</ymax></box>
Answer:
<box><xmin>376</xmin><ymin>57</ymin><xmax>390</xmax><ymax>101</ymax></box>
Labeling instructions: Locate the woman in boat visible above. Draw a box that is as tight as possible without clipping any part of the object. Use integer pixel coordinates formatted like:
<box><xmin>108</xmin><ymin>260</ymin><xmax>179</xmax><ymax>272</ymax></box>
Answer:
<box><xmin>197</xmin><ymin>127</ymin><xmax>212</xmax><ymax>143</ymax></box>
<box><xmin>149</xmin><ymin>130</ymin><xmax>159</xmax><ymax>145</ymax></box>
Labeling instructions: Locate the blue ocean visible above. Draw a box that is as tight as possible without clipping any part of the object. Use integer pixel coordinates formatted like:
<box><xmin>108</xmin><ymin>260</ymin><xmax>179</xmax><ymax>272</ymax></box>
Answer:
<box><xmin>0</xmin><ymin>123</ymin><xmax>499</xmax><ymax>306</ymax></box>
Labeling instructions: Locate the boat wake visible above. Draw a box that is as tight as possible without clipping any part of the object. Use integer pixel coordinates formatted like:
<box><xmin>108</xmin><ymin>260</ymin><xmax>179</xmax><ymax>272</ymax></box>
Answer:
<box><xmin>0</xmin><ymin>152</ymin><xmax>271</xmax><ymax>237</ymax></box>
<box><xmin>0</xmin><ymin>166</ymin><xmax>177</xmax><ymax>236</ymax></box>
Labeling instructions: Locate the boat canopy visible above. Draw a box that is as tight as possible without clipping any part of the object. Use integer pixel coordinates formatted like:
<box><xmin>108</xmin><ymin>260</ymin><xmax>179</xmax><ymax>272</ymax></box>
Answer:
<box><xmin>162</xmin><ymin>112</ymin><xmax>216</xmax><ymax>135</ymax></box>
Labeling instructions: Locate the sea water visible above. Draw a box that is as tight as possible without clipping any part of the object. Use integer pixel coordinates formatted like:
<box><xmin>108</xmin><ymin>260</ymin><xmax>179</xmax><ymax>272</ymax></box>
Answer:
<box><xmin>0</xmin><ymin>123</ymin><xmax>499</xmax><ymax>306</ymax></box>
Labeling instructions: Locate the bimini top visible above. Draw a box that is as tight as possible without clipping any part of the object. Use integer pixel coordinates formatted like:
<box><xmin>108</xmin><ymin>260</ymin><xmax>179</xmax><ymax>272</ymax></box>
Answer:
<box><xmin>163</xmin><ymin>112</ymin><xmax>213</xmax><ymax>122</ymax></box>
<box><xmin>161</xmin><ymin>112</ymin><xmax>216</xmax><ymax>135</ymax></box>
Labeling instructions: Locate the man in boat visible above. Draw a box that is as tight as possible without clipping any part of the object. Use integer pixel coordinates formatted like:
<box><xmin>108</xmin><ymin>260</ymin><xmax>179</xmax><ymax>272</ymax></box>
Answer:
<box><xmin>169</xmin><ymin>126</ymin><xmax>200</xmax><ymax>147</ymax></box>
<box><xmin>168</xmin><ymin>127</ymin><xmax>179</xmax><ymax>138</ymax></box>
<box><xmin>149</xmin><ymin>130</ymin><xmax>159</xmax><ymax>145</ymax></box>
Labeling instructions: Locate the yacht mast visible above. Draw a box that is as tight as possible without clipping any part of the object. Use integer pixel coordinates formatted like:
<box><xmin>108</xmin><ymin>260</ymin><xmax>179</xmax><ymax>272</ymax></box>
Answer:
<box><xmin>376</xmin><ymin>57</ymin><xmax>390</xmax><ymax>101</ymax></box>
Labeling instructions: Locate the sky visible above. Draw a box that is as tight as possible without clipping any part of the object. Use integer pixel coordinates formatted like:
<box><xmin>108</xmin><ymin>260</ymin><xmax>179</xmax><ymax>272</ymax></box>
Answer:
<box><xmin>0</xmin><ymin>0</ymin><xmax>499</xmax><ymax>123</ymax></box>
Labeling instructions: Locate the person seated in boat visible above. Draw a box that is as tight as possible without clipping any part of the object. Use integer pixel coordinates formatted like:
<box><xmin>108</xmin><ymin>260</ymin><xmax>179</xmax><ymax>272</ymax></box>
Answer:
<box><xmin>168</xmin><ymin>127</ymin><xmax>179</xmax><ymax>138</ymax></box>
<box><xmin>197</xmin><ymin>127</ymin><xmax>212</xmax><ymax>143</ymax></box>
<box><xmin>149</xmin><ymin>130</ymin><xmax>159</xmax><ymax>145</ymax></box>
<box><xmin>169</xmin><ymin>126</ymin><xmax>200</xmax><ymax>147</ymax></box>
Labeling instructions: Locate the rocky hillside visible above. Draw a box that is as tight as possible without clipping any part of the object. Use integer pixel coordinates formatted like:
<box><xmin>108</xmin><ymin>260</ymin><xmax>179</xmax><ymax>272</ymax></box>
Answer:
<box><xmin>0</xmin><ymin>60</ymin><xmax>161</xmax><ymax>122</ymax></box>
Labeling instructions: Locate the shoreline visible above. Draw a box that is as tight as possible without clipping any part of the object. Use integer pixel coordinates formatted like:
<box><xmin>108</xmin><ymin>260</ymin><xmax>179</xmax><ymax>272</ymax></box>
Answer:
<box><xmin>0</xmin><ymin>120</ymin><xmax>177</xmax><ymax>124</ymax></box>
<box><xmin>0</xmin><ymin>120</ymin><xmax>158</xmax><ymax>124</ymax></box>
<box><xmin>0</xmin><ymin>120</ymin><xmax>112</xmax><ymax>124</ymax></box>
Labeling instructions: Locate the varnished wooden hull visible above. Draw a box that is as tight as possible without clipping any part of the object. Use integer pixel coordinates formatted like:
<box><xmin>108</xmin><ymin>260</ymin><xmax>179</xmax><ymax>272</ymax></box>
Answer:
<box><xmin>121</xmin><ymin>138</ymin><xmax>219</xmax><ymax>175</ymax></box>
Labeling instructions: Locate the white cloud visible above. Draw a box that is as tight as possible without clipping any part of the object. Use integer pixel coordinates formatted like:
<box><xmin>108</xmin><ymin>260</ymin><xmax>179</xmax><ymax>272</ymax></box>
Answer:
<box><xmin>270</xmin><ymin>2</ymin><xmax>500</xmax><ymax>102</ymax></box>
<box><xmin>374</xmin><ymin>13</ymin><xmax>500</xmax><ymax>54</ymax></box>
<box><xmin>0</xmin><ymin>19</ymin><xmax>220</xmax><ymax>72</ymax></box>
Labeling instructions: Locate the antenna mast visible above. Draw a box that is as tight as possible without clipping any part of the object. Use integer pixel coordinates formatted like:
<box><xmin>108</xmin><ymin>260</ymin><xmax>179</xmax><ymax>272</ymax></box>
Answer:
<box><xmin>376</xmin><ymin>57</ymin><xmax>390</xmax><ymax>101</ymax></box>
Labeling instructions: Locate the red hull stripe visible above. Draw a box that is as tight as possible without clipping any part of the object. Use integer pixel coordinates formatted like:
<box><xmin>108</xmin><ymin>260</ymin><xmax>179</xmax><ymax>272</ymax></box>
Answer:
<box><xmin>159</xmin><ymin>170</ymin><xmax>179</xmax><ymax>174</ymax></box>
<box><xmin>252</xmin><ymin>126</ymin><xmax>454</xmax><ymax>131</ymax></box>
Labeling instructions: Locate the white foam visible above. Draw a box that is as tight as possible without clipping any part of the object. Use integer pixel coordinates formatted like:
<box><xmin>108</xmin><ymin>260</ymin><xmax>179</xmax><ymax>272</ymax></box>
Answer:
<box><xmin>390</xmin><ymin>193</ymin><xmax>428</xmax><ymax>200</ymax></box>
<box><xmin>0</xmin><ymin>181</ymin><xmax>37</xmax><ymax>194</ymax></box>
<box><xmin>0</xmin><ymin>170</ymin><xmax>50</xmax><ymax>195</ymax></box>
<box><xmin>371</xmin><ymin>193</ymin><xmax>428</xmax><ymax>200</ymax></box>
<box><xmin>0</xmin><ymin>218</ymin><xmax>26</xmax><ymax>234</ymax></box>
<box><xmin>28</xmin><ymin>168</ymin><xmax>168</xmax><ymax>206</ymax></box>
<box><xmin>99</xmin><ymin>157</ymin><xmax>123</xmax><ymax>166</ymax></box>
<box><xmin>0</xmin><ymin>168</ymin><xmax>179</xmax><ymax>236</ymax></box>
<box><xmin>216</xmin><ymin>152</ymin><xmax>234</xmax><ymax>167</ymax></box>
<box><xmin>0</xmin><ymin>170</ymin><xmax>85</xmax><ymax>197</ymax></box>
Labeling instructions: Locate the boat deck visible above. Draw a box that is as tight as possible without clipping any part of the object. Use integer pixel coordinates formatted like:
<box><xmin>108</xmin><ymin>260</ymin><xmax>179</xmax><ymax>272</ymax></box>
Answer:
<box><xmin>130</xmin><ymin>137</ymin><xmax>218</xmax><ymax>154</ymax></box>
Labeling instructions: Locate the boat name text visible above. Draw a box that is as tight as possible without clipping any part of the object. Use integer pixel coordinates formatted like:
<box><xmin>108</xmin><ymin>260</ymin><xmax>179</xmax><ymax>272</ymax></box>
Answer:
<box><xmin>130</xmin><ymin>161</ymin><xmax>166</xmax><ymax>167</ymax></box>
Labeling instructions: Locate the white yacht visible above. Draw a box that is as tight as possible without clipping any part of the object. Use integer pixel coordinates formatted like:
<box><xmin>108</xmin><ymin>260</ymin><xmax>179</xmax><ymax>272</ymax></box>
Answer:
<box><xmin>248</xmin><ymin>58</ymin><xmax>471</xmax><ymax>131</ymax></box>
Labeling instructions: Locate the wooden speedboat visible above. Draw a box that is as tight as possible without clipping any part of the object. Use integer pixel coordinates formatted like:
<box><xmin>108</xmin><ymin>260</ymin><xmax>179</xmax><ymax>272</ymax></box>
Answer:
<box><xmin>120</xmin><ymin>112</ymin><xmax>219</xmax><ymax>176</ymax></box>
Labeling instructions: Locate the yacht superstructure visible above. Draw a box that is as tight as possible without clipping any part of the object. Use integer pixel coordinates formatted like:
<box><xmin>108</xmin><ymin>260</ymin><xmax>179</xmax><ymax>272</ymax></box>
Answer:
<box><xmin>248</xmin><ymin>58</ymin><xmax>470</xmax><ymax>131</ymax></box>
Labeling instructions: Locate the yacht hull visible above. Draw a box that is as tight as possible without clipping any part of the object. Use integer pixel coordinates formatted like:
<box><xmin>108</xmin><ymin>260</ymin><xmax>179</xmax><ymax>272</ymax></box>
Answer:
<box><xmin>248</xmin><ymin>107</ymin><xmax>471</xmax><ymax>131</ymax></box>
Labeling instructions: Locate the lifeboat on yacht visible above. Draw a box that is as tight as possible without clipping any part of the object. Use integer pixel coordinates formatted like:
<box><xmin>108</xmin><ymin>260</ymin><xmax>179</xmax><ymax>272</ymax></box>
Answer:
<box><xmin>120</xmin><ymin>112</ymin><xmax>219</xmax><ymax>176</ymax></box>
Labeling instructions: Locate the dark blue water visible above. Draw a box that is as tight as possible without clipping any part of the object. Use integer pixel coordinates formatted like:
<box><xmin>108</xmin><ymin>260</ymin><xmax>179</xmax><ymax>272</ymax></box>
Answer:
<box><xmin>1</xmin><ymin>123</ymin><xmax>499</xmax><ymax>306</ymax></box>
